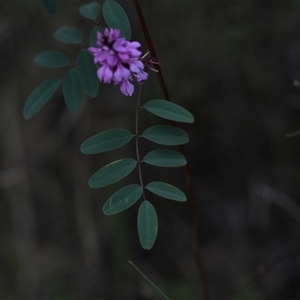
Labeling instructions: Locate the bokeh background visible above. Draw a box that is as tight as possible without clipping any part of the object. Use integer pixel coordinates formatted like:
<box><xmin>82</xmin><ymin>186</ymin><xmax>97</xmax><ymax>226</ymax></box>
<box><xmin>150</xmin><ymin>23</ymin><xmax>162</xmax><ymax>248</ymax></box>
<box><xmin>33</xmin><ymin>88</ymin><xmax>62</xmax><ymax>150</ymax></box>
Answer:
<box><xmin>1</xmin><ymin>0</ymin><xmax>300</xmax><ymax>299</ymax></box>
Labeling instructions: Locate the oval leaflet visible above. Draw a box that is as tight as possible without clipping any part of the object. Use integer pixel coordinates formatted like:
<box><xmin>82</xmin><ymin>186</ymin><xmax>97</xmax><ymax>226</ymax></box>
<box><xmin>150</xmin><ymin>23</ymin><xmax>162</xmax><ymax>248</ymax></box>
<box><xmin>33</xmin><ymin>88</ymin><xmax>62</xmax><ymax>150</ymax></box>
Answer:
<box><xmin>142</xmin><ymin>125</ymin><xmax>189</xmax><ymax>145</ymax></box>
<box><xmin>143</xmin><ymin>149</ymin><xmax>187</xmax><ymax>167</ymax></box>
<box><xmin>34</xmin><ymin>51</ymin><xmax>70</xmax><ymax>68</ymax></box>
<box><xmin>79</xmin><ymin>2</ymin><xmax>101</xmax><ymax>20</ymax></box>
<box><xmin>23</xmin><ymin>78</ymin><xmax>61</xmax><ymax>119</ymax></box>
<box><xmin>77</xmin><ymin>49</ymin><xmax>99</xmax><ymax>98</ymax></box>
<box><xmin>63</xmin><ymin>69</ymin><xmax>82</xmax><ymax>113</ymax></box>
<box><xmin>103</xmin><ymin>184</ymin><xmax>142</xmax><ymax>215</ymax></box>
<box><xmin>53</xmin><ymin>27</ymin><xmax>83</xmax><ymax>44</ymax></box>
<box><xmin>88</xmin><ymin>158</ymin><xmax>137</xmax><ymax>188</ymax></box>
<box><xmin>144</xmin><ymin>99</ymin><xmax>194</xmax><ymax>123</ymax></box>
<box><xmin>81</xmin><ymin>129</ymin><xmax>134</xmax><ymax>154</ymax></box>
<box><xmin>138</xmin><ymin>201</ymin><xmax>158</xmax><ymax>250</ymax></box>
<box><xmin>102</xmin><ymin>0</ymin><xmax>131</xmax><ymax>40</ymax></box>
<box><xmin>146</xmin><ymin>181</ymin><xmax>186</xmax><ymax>202</ymax></box>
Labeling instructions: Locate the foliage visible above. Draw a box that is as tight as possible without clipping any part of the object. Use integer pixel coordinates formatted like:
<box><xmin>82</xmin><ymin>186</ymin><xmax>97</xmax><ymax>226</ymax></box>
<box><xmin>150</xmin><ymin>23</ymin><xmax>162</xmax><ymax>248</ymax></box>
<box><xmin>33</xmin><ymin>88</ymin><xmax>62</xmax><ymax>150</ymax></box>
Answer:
<box><xmin>23</xmin><ymin>0</ymin><xmax>194</xmax><ymax>250</ymax></box>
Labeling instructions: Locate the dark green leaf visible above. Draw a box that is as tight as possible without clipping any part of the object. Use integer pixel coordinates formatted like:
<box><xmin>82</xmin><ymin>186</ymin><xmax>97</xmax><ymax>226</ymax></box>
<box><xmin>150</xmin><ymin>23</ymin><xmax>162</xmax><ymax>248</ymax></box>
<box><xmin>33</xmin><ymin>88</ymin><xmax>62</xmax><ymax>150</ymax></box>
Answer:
<box><xmin>89</xmin><ymin>26</ymin><xmax>104</xmax><ymax>47</ymax></box>
<box><xmin>42</xmin><ymin>0</ymin><xmax>57</xmax><ymax>14</ymax></box>
<box><xmin>79</xmin><ymin>2</ymin><xmax>101</xmax><ymax>20</ymax></box>
<box><xmin>63</xmin><ymin>69</ymin><xmax>82</xmax><ymax>113</ymax></box>
<box><xmin>53</xmin><ymin>27</ymin><xmax>83</xmax><ymax>44</ymax></box>
<box><xmin>138</xmin><ymin>201</ymin><xmax>158</xmax><ymax>250</ymax></box>
<box><xmin>143</xmin><ymin>150</ymin><xmax>187</xmax><ymax>167</ymax></box>
<box><xmin>77</xmin><ymin>49</ymin><xmax>99</xmax><ymax>98</ymax></box>
<box><xmin>103</xmin><ymin>184</ymin><xmax>142</xmax><ymax>215</ymax></box>
<box><xmin>144</xmin><ymin>100</ymin><xmax>194</xmax><ymax>123</ymax></box>
<box><xmin>88</xmin><ymin>158</ymin><xmax>137</xmax><ymax>188</ymax></box>
<box><xmin>142</xmin><ymin>125</ymin><xmax>189</xmax><ymax>145</ymax></box>
<box><xmin>34</xmin><ymin>50</ymin><xmax>70</xmax><ymax>68</ymax></box>
<box><xmin>146</xmin><ymin>182</ymin><xmax>186</xmax><ymax>202</ymax></box>
<box><xmin>102</xmin><ymin>0</ymin><xmax>131</xmax><ymax>40</ymax></box>
<box><xmin>81</xmin><ymin>129</ymin><xmax>134</xmax><ymax>154</ymax></box>
<box><xmin>23</xmin><ymin>78</ymin><xmax>61</xmax><ymax>119</ymax></box>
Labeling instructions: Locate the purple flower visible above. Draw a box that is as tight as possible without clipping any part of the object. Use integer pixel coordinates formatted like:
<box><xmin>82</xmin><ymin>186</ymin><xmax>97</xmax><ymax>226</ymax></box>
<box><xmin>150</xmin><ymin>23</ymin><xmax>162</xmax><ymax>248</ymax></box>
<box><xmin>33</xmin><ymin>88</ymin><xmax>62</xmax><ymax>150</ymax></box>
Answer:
<box><xmin>97</xmin><ymin>65</ymin><xmax>113</xmax><ymax>83</ymax></box>
<box><xmin>120</xmin><ymin>79</ymin><xmax>134</xmax><ymax>96</ymax></box>
<box><xmin>88</xmin><ymin>28</ymin><xmax>148</xmax><ymax>96</ymax></box>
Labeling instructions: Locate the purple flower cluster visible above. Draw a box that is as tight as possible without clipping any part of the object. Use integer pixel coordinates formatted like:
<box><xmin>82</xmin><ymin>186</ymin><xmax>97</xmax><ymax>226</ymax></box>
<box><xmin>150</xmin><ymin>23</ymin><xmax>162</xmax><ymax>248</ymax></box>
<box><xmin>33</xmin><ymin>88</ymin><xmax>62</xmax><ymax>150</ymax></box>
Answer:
<box><xmin>88</xmin><ymin>28</ymin><xmax>148</xmax><ymax>96</ymax></box>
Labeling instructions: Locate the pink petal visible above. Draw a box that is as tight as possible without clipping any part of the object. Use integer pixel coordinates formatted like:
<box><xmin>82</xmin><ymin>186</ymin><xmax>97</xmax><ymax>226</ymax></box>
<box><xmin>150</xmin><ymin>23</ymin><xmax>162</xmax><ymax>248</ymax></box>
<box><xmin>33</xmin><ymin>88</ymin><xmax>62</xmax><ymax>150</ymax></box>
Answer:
<box><xmin>129</xmin><ymin>60</ymin><xmax>143</xmax><ymax>73</ymax></box>
<box><xmin>113</xmin><ymin>64</ymin><xmax>131</xmax><ymax>83</ymax></box>
<box><xmin>113</xmin><ymin>38</ymin><xmax>126</xmax><ymax>52</ymax></box>
<box><xmin>135</xmin><ymin>71</ymin><xmax>148</xmax><ymax>83</ymax></box>
<box><xmin>97</xmin><ymin>65</ymin><xmax>113</xmax><ymax>83</ymax></box>
<box><xmin>107</xmin><ymin>29</ymin><xmax>120</xmax><ymax>43</ymax></box>
<box><xmin>120</xmin><ymin>79</ymin><xmax>134</xmax><ymax>96</ymax></box>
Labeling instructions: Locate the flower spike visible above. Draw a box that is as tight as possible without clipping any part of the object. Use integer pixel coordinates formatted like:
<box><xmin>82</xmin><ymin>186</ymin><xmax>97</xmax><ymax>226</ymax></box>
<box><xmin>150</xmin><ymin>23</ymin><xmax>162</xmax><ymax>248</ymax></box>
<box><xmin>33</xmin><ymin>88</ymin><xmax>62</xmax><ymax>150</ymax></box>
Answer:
<box><xmin>88</xmin><ymin>28</ymin><xmax>149</xmax><ymax>96</ymax></box>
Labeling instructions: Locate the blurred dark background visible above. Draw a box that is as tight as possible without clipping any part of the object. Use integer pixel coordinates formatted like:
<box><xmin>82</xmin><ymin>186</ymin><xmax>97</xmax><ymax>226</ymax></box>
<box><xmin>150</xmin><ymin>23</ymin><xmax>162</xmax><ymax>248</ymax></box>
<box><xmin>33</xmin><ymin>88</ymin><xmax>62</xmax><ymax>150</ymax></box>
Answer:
<box><xmin>1</xmin><ymin>0</ymin><xmax>300</xmax><ymax>299</ymax></box>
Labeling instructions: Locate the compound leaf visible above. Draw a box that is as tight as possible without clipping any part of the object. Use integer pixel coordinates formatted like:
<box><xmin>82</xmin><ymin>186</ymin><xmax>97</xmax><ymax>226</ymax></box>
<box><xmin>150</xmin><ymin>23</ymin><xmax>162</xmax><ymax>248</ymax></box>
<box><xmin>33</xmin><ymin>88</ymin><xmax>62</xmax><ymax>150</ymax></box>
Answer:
<box><xmin>146</xmin><ymin>182</ymin><xmax>186</xmax><ymax>202</ymax></box>
<box><xmin>143</xmin><ymin>150</ymin><xmax>187</xmax><ymax>167</ymax></box>
<box><xmin>63</xmin><ymin>69</ymin><xmax>82</xmax><ymax>113</ymax></box>
<box><xmin>79</xmin><ymin>2</ymin><xmax>101</xmax><ymax>20</ymax></box>
<box><xmin>23</xmin><ymin>78</ymin><xmax>61</xmax><ymax>119</ymax></box>
<box><xmin>34</xmin><ymin>51</ymin><xmax>70</xmax><ymax>68</ymax></box>
<box><xmin>88</xmin><ymin>158</ymin><xmax>137</xmax><ymax>188</ymax></box>
<box><xmin>144</xmin><ymin>100</ymin><xmax>194</xmax><ymax>123</ymax></box>
<box><xmin>103</xmin><ymin>184</ymin><xmax>142</xmax><ymax>215</ymax></box>
<box><xmin>102</xmin><ymin>0</ymin><xmax>131</xmax><ymax>40</ymax></box>
<box><xmin>142</xmin><ymin>125</ymin><xmax>189</xmax><ymax>145</ymax></box>
<box><xmin>81</xmin><ymin>129</ymin><xmax>134</xmax><ymax>154</ymax></box>
<box><xmin>77</xmin><ymin>49</ymin><xmax>99</xmax><ymax>98</ymax></box>
<box><xmin>53</xmin><ymin>27</ymin><xmax>83</xmax><ymax>44</ymax></box>
<box><xmin>138</xmin><ymin>201</ymin><xmax>158</xmax><ymax>250</ymax></box>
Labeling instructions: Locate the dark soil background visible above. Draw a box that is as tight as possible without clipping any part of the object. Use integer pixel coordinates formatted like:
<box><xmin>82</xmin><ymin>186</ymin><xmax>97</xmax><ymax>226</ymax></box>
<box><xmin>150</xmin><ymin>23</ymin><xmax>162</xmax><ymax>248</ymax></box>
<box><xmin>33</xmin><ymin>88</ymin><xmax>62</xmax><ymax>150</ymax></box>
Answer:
<box><xmin>1</xmin><ymin>1</ymin><xmax>300</xmax><ymax>299</ymax></box>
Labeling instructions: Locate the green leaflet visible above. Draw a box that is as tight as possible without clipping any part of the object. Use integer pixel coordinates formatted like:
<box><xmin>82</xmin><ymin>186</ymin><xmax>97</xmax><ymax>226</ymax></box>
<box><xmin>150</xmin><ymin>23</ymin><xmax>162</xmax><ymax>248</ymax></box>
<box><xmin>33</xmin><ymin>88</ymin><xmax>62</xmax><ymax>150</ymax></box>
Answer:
<box><xmin>146</xmin><ymin>182</ymin><xmax>186</xmax><ymax>202</ymax></box>
<box><xmin>144</xmin><ymin>100</ymin><xmax>194</xmax><ymax>123</ymax></box>
<box><xmin>102</xmin><ymin>0</ymin><xmax>131</xmax><ymax>40</ymax></box>
<box><xmin>81</xmin><ymin>129</ymin><xmax>134</xmax><ymax>154</ymax></box>
<box><xmin>142</xmin><ymin>125</ymin><xmax>189</xmax><ymax>145</ymax></box>
<box><xmin>138</xmin><ymin>201</ymin><xmax>158</xmax><ymax>250</ymax></box>
<box><xmin>103</xmin><ymin>184</ymin><xmax>142</xmax><ymax>215</ymax></box>
<box><xmin>42</xmin><ymin>0</ymin><xmax>57</xmax><ymax>14</ymax></box>
<box><xmin>88</xmin><ymin>158</ymin><xmax>137</xmax><ymax>188</ymax></box>
<box><xmin>63</xmin><ymin>69</ymin><xmax>82</xmax><ymax>113</ymax></box>
<box><xmin>53</xmin><ymin>27</ymin><xmax>83</xmax><ymax>44</ymax></box>
<box><xmin>79</xmin><ymin>2</ymin><xmax>101</xmax><ymax>20</ymax></box>
<box><xmin>143</xmin><ymin>149</ymin><xmax>187</xmax><ymax>167</ymax></box>
<box><xmin>34</xmin><ymin>51</ymin><xmax>70</xmax><ymax>68</ymax></box>
<box><xmin>23</xmin><ymin>78</ymin><xmax>61</xmax><ymax>119</ymax></box>
<box><xmin>77</xmin><ymin>49</ymin><xmax>99</xmax><ymax>98</ymax></box>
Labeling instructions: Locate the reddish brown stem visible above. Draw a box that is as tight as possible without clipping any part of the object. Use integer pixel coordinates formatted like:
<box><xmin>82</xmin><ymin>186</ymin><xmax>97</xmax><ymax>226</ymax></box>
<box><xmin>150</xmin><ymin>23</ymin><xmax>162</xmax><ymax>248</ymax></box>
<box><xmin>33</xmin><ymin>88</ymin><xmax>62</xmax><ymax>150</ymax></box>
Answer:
<box><xmin>132</xmin><ymin>1</ymin><xmax>210</xmax><ymax>299</ymax></box>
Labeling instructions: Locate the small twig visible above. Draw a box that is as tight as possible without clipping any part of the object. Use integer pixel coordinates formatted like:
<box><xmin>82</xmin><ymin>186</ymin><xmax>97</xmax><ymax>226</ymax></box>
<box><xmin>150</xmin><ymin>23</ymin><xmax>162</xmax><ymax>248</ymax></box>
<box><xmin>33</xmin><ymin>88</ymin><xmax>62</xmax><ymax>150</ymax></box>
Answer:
<box><xmin>132</xmin><ymin>0</ymin><xmax>169</xmax><ymax>100</ymax></box>
<box><xmin>129</xmin><ymin>260</ymin><xmax>171</xmax><ymax>300</ymax></box>
<box><xmin>132</xmin><ymin>1</ymin><xmax>210</xmax><ymax>299</ymax></box>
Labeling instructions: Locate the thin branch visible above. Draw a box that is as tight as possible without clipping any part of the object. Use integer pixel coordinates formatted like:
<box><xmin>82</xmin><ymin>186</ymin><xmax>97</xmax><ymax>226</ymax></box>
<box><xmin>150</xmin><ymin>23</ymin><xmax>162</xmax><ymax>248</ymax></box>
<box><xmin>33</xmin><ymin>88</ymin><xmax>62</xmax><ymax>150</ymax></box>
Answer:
<box><xmin>132</xmin><ymin>1</ymin><xmax>210</xmax><ymax>299</ymax></box>
<box><xmin>132</xmin><ymin>0</ymin><xmax>170</xmax><ymax>101</ymax></box>
<box><xmin>129</xmin><ymin>260</ymin><xmax>171</xmax><ymax>300</ymax></box>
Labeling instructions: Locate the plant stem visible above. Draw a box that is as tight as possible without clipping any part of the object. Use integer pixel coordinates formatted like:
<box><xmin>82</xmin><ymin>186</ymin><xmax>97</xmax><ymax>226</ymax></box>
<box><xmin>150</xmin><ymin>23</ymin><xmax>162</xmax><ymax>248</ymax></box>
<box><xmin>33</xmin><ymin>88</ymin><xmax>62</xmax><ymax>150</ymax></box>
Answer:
<box><xmin>135</xmin><ymin>84</ymin><xmax>146</xmax><ymax>200</ymax></box>
<box><xmin>129</xmin><ymin>260</ymin><xmax>171</xmax><ymax>300</ymax></box>
<box><xmin>132</xmin><ymin>1</ymin><xmax>210</xmax><ymax>299</ymax></box>
<box><xmin>132</xmin><ymin>0</ymin><xmax>169</xmax><ymax>101</ymax></box>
